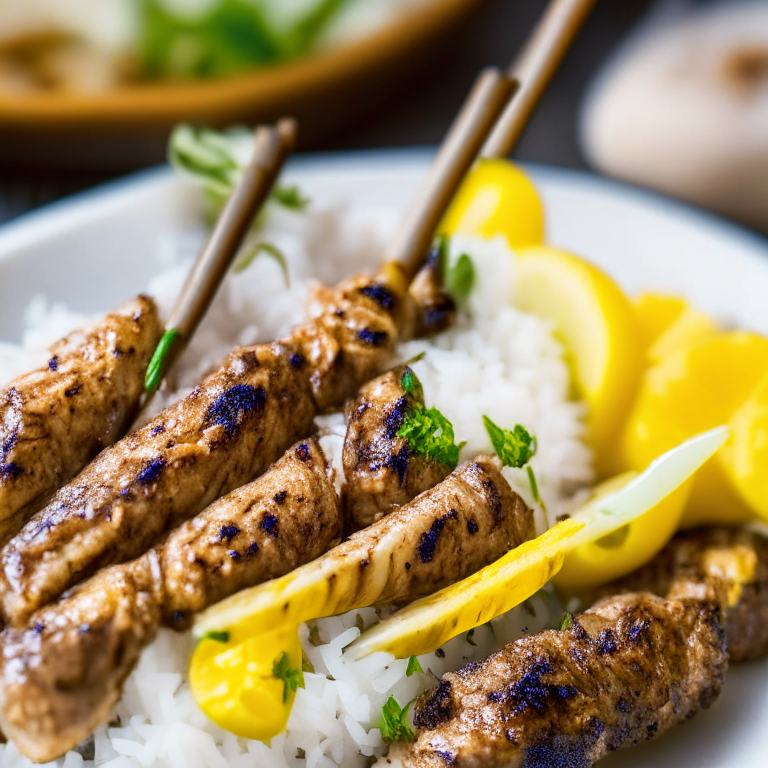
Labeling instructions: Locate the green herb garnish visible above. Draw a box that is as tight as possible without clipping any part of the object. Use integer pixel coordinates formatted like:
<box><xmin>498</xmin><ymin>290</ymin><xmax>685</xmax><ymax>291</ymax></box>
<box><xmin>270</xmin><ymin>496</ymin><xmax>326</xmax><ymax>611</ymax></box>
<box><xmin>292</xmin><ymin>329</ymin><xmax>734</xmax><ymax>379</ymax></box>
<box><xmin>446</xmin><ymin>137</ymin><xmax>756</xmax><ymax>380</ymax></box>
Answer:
<box><xmin>270</xmin><ymin>184</ymin><xmax>310</xmax><ymax>211</ymax></box>
<box><xmin>233</xmin><ymin>242</ymin><xmax>290</xmax><ymax>284</ymax></box>
<box><xmin>433</xmin><ymin>235</ymin><xmax>476</xmax><ymax>303</ymax></box>
<box><xmin>379</xmin><ymin>696</ymin><xmax>415</xmax><ymax>743</ymax></box>
<box><xmin>559</xmin><ymin>612</ymin><xmax>574</xmax><ymax>631</ymax></box>
<box><xmin>168</xmin><ymin>124</ymin><xmax>310</xmax><ymax>218</ymax></box>
<box><xmin>139</xmin><ymin>0</ymin><xmax>352</xmax><ymax>81</ymax></box>
<box><xmin>405</xmin><ymin>656</ymin><xmax>423</xmax><ymax>677</ymax></box>
<box><xmin>398</xmin><ymin>404</ymin><xmax>464</xmax><ymax>470</ymax></box>
<box><xmin>203</xmin><ymin>630</ymin><xmax>230</xmax><ymax>643</ymax></box>
<box><xmin>273</xmin><ymin>652</ymin><xmax>304</xmax><ymax>704</ymax></box>
<box><xmin>400</xmin><ymin>366</ymin><xmax>424</xmax><ymax>404</ymax></box>
<box><xmin>145</xmin><ymin>329</ymin><xmax>181</xmax><ymax>392</ymax></box>
<box><xmin>482</xmin><ymin>416</ymin><xmax>536</xmax><ymax>469</ymax></box>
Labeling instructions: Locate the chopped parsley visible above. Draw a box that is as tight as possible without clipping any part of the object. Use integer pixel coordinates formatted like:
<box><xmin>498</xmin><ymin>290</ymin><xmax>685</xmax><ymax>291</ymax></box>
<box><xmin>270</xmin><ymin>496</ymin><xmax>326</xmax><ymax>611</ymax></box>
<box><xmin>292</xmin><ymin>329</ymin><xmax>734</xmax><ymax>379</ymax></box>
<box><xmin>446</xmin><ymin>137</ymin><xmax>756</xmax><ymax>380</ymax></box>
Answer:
<box><xmin>379</xmin><ymin>696</ymin><xmax>415</xmax><ymax>743</ymax></box>
<box><xmin>273</xmin><ymin>652</ymin><xmax>304</xmax><ymax>703</ymax></box>
<box><xmin>397</xmin><ymin>404</ymin><xmax>464</xmax><ymax>470</ymax></box>
<box><xmin>433</xmin><ymin>234</ymin><xmax>476</xmax><ymax>303</ymax></box>
<box><xmin>483</xmin><ymin>416</ymin><xmax>546</xmax><ymax>509</ymax></box>
<box><xmin>202</xmin><ymin>630</ymin><xmax>230</xmax><ymax>643</ymax></box>
<box><xmin>482</xmin><ymin>416</ymin><xmax>536</xmax><ymax>469</ymax></box>
<box><xmin>559</xmin><ymin>612</ymin><xmax>574</xmax><ymax>631</ymax></box>
<box><xmin>405</xmin><ymin>656</ymin><xmax>423</xmax><ymax>677</ymax></box>
<box><xmin>145</xmin><ymin>329</ymin><xmax>181</xmax><ymax>392</ymax></box>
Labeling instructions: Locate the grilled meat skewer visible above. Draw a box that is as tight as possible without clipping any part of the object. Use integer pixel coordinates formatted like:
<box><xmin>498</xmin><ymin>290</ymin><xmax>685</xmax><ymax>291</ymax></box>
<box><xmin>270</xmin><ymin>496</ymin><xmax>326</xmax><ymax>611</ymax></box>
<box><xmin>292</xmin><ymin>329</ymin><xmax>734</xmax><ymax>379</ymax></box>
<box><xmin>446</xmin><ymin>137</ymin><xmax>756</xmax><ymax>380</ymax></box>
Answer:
<box><xmin>0</xmin><ymin>270</ymin><xmax>416</xmax><ymax>626</ymax></box>
<box><xmin>393</xmin><ymin>589</ymin><xmax>727</xmax><ymax>768</ymax></box>
<box><xmin>0</xmin><ymin>435</ymin><xmax>529</xmax><ymax>761</ymax></box>
<box><xmin>343</xmin><ymin>365</ymin><xmax>451</xmax><ymax>531</ymax></box>
<box><xmin>591</xmin><ymin>526</ymin><xmax>768</xmax><ymax>663</ymax></box>
<box><xmin>0</xmin><ymin>438</ymin><xmax>340</xmax><ymax>763</ymax></box>
<box><xmin>0</xmin><ymin>296</ymin><xmax>162</xmax><ymax>547</ymax></box>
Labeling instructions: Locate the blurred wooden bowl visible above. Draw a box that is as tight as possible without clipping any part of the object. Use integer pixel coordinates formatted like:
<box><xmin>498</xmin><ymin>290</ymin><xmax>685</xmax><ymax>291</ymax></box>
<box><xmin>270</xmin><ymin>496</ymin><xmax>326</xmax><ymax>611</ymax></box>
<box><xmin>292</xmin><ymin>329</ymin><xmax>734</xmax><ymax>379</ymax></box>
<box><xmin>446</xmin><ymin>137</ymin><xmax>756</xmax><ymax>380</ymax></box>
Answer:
<box><xmin>0</xmin><ymin>0</ymin><xmax>486</xmax><ymax>169</ymax></box>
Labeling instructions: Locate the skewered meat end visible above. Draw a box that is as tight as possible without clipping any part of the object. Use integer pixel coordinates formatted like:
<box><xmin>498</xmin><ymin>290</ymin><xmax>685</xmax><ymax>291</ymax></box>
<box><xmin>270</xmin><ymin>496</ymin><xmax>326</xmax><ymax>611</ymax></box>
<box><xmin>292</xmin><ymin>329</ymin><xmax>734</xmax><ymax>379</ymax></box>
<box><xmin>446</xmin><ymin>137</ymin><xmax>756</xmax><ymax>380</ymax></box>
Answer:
<box><xmin>0</xmin><ymin>342</ymin><xmax>317</xmax><ymax>626</ymax></box>
<box><xmin>343</xmin><ymin>366</ymin><xmax>451</xmax><ymax>531</ymax></box>
<box><xmin>394</xmin><ymin>591</ymin><xmax>727</xmax><ymax>768</ymax></box>
<box><xmin>407</xmin><ymin>248</ymin><xmax>456</xmax><ymax>338</ymax></box>
<box><xmin>0</xmin><ymin>296</ymin><xmax>162</xmax><ymax>546</ymax></box>
<box><xmin>0</xmin><ymin>438</ymin><xmax>342</xmax><ymax>763</ymax></box>
<box><xmin>590</xmin><ymin>526</ymin><xmax>768</xmax><ymax>663</ymax></box>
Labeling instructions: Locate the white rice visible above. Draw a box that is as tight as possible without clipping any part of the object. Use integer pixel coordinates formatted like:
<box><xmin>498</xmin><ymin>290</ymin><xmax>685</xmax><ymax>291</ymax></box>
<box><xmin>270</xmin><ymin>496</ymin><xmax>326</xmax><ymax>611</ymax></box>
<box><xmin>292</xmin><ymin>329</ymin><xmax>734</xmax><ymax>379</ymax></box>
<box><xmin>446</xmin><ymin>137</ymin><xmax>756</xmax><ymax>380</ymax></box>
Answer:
<box><xmin>0</xmin><ymin>191</ymin><xmax>593</xmax><ymax>768</ymax></box>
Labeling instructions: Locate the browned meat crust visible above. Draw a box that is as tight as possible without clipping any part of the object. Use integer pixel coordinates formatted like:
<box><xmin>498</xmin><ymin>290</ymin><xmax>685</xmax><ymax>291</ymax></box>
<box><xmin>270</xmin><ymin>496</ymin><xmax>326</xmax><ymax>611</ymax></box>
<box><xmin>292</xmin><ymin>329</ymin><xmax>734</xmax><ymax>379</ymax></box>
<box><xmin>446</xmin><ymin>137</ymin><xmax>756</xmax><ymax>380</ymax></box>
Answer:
<box><xmin>398</xmin><ymin>592</ymin><xmax>727</xmax><ymax>768</ymax></box>
<box><xmin>407</xmin><ymin>251</ymin><xmax>456</xmax><ymax>338</ymax></box>
<box><xmin>0</xmin><ymin>438</ymin><xmax>342</xmax><ymax>762</ymax></box>
<box><xmin>0</xmin><ymin>296</ymin><xmax>161</xmax><ymax>546</ymax></box>
<box><xmin>0</xmin><ymin>272</ymin><xmax>411</xmax><ymax>626</ymax></box>
<box><xmin>343</xmin><ymin>366</ymin><xmax>451</xmax><ymax>531</ymax></box>
<box><xmin>324</xmin><ymin>457</ymin><xmax>533</xmax><ymax>608</ymax></box>
<box><xmin>590</xmin><ymin>527</ymin><xmax>768</xmax><ymax>663</ymax></box>
<box><xmin>295</xmin><ymin>273</ymin><xmax>413</xmax><ymax>412</ymax></box>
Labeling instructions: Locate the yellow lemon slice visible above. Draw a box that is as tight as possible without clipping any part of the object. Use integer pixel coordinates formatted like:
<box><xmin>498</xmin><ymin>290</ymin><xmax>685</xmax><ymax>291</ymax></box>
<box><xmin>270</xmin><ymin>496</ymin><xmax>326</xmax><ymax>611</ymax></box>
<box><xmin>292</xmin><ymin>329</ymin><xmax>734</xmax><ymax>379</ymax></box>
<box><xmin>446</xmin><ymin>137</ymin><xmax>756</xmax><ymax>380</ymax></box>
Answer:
<box><xmin>440</xmin><ymin>158</ymin><xmax>545</xmax><ymax>249</ymax></box>
<box><xmin>514</xmin><ymin>245</ymin><xmax>643</xmax><ymax>476</ymax></box>
<box><xmin>349</xmin><ymin>428</ymin><xmax>727</xmax><ymax>660</ymax></box>
<box><xmin>553</xmin><ymin>473</ymin><xmax>692</xmax><ymax>593</ymax></box>
<box><xmin>190</xmin><ymin>625</ymin><xmax>302</xmax><ymax>742</ymax></box>
<box><xmin>721</xmin><ymin>375</ymin><xmax>768</xmax><ymax>521</ymax></box>
<box><xmin>621</xmin><ymin>332</ymin><xmax>768</xmax><ymax>527</ymax></box>
<box><xmin>634</xmin><ymin>293</ymin><xmax>688</xmax><ymax>350</ymax></box>
<box><xmin>634</xmin><ymin>292</ymin><xmax>718</xmax><ymax>364</ymax></box>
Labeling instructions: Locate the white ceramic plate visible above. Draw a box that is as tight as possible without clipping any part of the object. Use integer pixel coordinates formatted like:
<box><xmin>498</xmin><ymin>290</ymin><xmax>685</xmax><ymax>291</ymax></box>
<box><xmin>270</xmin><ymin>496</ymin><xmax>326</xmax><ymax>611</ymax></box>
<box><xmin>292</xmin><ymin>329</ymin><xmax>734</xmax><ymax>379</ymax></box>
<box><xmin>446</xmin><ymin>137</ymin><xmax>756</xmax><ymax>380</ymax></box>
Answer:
<box><xmin>0</xmin><ymin>151</ymin><xmax>766</xmax><ymax>767</ymax></box>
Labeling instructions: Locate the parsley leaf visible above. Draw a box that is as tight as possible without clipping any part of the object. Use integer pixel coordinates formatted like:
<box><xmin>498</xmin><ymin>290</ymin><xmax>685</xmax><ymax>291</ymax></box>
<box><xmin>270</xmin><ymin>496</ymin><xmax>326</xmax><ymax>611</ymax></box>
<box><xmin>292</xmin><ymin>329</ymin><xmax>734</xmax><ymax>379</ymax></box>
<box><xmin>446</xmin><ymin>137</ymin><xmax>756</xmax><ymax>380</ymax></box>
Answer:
<box><xmin>145</xmin><ymin>329</ymin><xmax>181</xmax><ymax>392</ymax></box>
<box><xmin>398</xmin><ymin>404</ymin><xmax>464</xmax><ymax>470</ymax></box>
<box><xmin>272</xmin><ymin>652</ymin><xmax>304</xmax><ymax>704</ymax></box>
<box><xmin>400</xmin><ymin>366</ymin><xmax>424</xmax><ymax>404</ymax></box>
<box><xmin>405</xmin><ymin>656</ymin><xmax>423</xmax><ymax>677</ymax></box>
<box><xmin>559</xmin><ymin>612</ymin><xmax>574</xmax><ymax>631</ymax></box>
<box><xmin>379</xmin><ymin>696</ymin><xmax>415</xmax><ymax>743</ymax></box>
<box><xmin>168</xmin><ymin>124</ymin><xmax>310</xmax><ymax>219</ymax></box>
<box><xmin>202</xmin><ymin>630</ymin><xmax>230</xmax><ymax>643</ymax></box>
<box><xmin>482</xmin><ymin>416</ymin><xmax>536</xmax><ymax>469</ymax></box>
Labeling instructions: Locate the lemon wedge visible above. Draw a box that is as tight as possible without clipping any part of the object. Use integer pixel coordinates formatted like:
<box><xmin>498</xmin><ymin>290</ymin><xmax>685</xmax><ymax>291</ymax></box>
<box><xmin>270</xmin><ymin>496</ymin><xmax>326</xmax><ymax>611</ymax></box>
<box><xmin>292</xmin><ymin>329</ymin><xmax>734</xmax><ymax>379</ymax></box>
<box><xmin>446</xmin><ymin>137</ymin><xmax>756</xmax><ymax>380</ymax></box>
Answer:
<box><xmin>634</xmin><ymin>292</ymin><xmax>718</xmax><ymax>364</ymax></box>
<box><xmin>553</xmin><ymin>473</ymin><xmax>692</xmax><ymax>593</ymax></box>
<box><xmin>622</xmin><ymin>332</ymin><xmax>768</xmax><ymax>527</ymax></box>
<box><xmin>514</xmin><ymin>245</ymin><xmax>643</xmax><ymax>476</ymax></box>
<box><xmin>349</xmin><ymin>428</ymin><xmax>728</xmax><ymax>660</ymax></box>
<box><xmin>440</xmin><ymin>158</ymin><xmax>545</xmax><ymax>249</ymax></box>
<box><xmin>190</xmin><ymin>624</ymin><xmax>302</xmax><ymax>741</ymax></box>
<box><xmin>721</xmin><ymin>374</ymin><xmax>768</xmax><ymax>522</ymax></box>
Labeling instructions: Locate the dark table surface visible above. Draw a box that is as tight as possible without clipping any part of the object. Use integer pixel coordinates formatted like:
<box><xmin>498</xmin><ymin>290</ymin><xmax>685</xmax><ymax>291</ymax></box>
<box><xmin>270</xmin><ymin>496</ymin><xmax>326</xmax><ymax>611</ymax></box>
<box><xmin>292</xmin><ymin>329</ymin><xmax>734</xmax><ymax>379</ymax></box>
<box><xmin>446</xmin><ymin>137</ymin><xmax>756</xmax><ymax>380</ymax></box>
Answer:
<box><xmin>0</xmin><ymin>0</ymin><xmax>653</xmax><ymax>226</ymax></box>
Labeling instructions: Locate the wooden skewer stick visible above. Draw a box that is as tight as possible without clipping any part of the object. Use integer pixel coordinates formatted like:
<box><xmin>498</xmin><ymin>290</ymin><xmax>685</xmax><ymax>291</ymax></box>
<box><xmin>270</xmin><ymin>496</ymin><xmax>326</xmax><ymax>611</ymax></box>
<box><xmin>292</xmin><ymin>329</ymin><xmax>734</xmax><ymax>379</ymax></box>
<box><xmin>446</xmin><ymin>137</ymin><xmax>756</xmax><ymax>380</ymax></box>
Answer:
<box><xmin>384</xmin><ymin>68</ymin><xmax>519</xmax><ymax>281</ymax></box>
<box><xmin>143</xmin><ymin>118</ymin><xmax>298</xmax><ymax>401</ymax></box>
<box><xmin>483</xmin><ymin>0</ymin><xmax>598</xmax><ymax>158</ymax></box>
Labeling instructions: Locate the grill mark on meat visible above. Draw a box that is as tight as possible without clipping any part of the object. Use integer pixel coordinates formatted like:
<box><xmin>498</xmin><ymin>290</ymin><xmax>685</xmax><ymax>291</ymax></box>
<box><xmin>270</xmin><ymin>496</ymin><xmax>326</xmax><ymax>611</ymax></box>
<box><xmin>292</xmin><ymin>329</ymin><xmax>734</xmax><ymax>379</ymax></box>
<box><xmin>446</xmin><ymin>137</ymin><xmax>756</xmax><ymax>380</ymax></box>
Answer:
<box><xmin>360</xmin><ymin>283</ymin><xmax>396</xmax><ymax>310</ymax></box>
<box><xmin>590</xmin><ymin>526</ymin><xmax>768</xmax><ymax>664</ymax></box>
<box><xmin>0</xmin><ymin>439</ymin><xmax>343</xmax><ymax>763</ymax></box>
<box><xmin>204</xmin><ymin>384</ymin><xmax>266</xmax><ymax>439</ymax></box>
<box><xmin>0</xmin><ymin>296</ymin><xmax>162</xmax><ymax>548</ymax></box>
<box><xmin>418</xmin><ymin>510</ymin><xmax>458</xmax><ymax>563</ymax></box>
<box><xmin>136</xmin><ymin>459</ymin><xmax>166</xmax><ymax>486</ymax></box>
<box><xmin>402</xmin><ymin>592</ymin><xmax>727</xmax><ymax>768</ymax></box>
<box><xmin>342</xmin><ymin>368</ymin><xmax>452</xmax><ymax>532</ymax></box>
